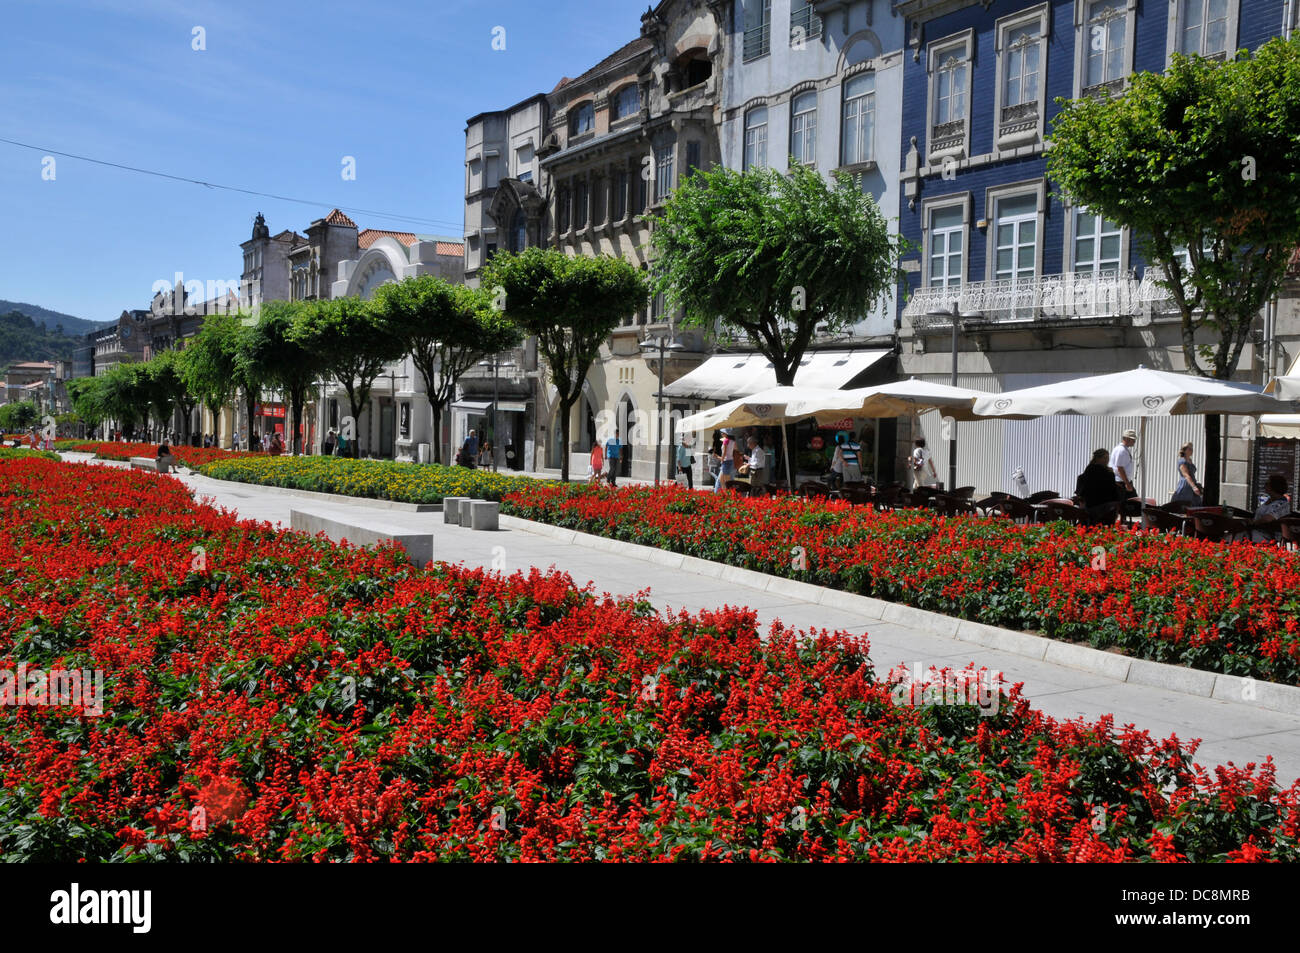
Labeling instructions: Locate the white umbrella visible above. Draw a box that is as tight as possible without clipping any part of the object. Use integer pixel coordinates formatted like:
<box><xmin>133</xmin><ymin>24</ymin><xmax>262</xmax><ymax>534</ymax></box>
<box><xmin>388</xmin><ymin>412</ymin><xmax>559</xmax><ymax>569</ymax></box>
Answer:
<box><xmin>970</xmin><ymin>366</ymin><xmax>1290</xmax><ymax>499</ymax></box>
<box><xmin>784</xmin><ymin>378</ymin><xmax>992</xmax><ymax>423</ymax></box>
<box><xmin>676</xmin><ymin>385</ymin><xmax>850</xmax><ymax>487</ymax></box>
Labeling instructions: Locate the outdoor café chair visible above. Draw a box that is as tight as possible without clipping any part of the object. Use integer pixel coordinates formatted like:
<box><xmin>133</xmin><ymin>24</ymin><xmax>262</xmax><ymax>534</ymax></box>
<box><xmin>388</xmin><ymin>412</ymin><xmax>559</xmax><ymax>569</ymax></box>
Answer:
<box><xmin>1188</xmin><ymin>511</ymin><xmax>1250</xmax><ymax>543</ymax></box>
<box><xmin>1141</xmin><ymin>506</ymin><xmax>1187</xmax><ymax>535</ymax></box>
<box><xmin>872</xmin><ymin>485</ymin><xmax>902</xmax><ymax>511</ymax></box>
<box><xmin>994</xmin><ymin>496</ymin><xmax>1038</xmax><ymax>525</ymax></box>
<box><xmin>1038</xmin><ymin>498</ymin><xmax>1089</xmax><ymax>526</ymax></box>
<box><xmin>840</xmin><ymin>486</ymin><xmax>874</xmax><ymax>506</ymax></box>
<box><xmin>1026</xmin><ymin>491</ymin><xmax>1060</xmax><ymax>505</ymax></box>
<box><xmin>975</xmin><ymin>494</ymin><xmax>1008</xmax><ymax>517</ymax></box>
<box><xmin>797</xmin><ymin>481</ymin><xmax>832</xmax><ymax>500</ymax></box>
<box><xmin>951</xmin><ymin>486</ymin><xmax>976</xmax><ymax>500</ymax></box>
<box><xmin>1277</xmin><ymin>515</ymin><xmax>1300</xmax><ymax>549</ymax></box>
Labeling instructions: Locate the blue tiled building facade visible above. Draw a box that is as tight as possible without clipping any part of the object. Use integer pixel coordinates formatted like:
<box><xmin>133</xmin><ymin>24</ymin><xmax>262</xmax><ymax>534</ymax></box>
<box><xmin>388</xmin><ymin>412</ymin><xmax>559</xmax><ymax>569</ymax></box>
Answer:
<box><xmin>888</xmin><ymin>0</ymin><xmax>1299</xmax><ymax>506</ymax></box>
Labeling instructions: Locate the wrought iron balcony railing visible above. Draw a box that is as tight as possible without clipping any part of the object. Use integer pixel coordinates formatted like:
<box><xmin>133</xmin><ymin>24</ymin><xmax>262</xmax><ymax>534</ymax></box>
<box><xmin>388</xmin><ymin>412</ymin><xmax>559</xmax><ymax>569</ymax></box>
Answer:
<box><xmin>903</xmin><ymin>270</ymin><xmax>1175</xmax><ymax>328</ymax></box>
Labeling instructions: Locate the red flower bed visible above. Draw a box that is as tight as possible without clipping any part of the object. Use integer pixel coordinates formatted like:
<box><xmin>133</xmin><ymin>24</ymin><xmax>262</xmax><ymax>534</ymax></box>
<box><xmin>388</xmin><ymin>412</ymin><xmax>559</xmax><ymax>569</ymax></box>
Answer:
<box><xmin>1</xmin><ymin>457</ymin><xmax>1296</xmax><ymax>862</ymax></box>
<box><xmin>503</xmin><ymin>484</ymin><xmax>1300</xmax><ymax>685</ymax></box>
<box><xmin>59</xmin><ymin>440</ymin><xmax>259</xmax><ymax>468</ymax></box>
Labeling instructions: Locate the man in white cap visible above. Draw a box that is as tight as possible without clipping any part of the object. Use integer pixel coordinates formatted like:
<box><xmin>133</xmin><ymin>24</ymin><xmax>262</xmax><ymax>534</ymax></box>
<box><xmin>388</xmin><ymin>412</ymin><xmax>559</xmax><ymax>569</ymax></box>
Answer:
<box><xmin>1110</xmin><ymin>429</ymin><xmax>1138</xmax><ymax>499</ymax></box>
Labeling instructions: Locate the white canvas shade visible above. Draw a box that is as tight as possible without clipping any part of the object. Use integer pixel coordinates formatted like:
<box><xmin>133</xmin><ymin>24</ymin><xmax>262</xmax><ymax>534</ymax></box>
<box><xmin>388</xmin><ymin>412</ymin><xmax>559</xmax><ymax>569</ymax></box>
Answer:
<box><xmin>970</xmin><ymin>367</ymin><xmax>1290</xmax><ymax>499</ymax></box>
<box><xmin>783</xmin><ymin>379</ymin><xmax>993</xmax><ymax>423</ymax></box>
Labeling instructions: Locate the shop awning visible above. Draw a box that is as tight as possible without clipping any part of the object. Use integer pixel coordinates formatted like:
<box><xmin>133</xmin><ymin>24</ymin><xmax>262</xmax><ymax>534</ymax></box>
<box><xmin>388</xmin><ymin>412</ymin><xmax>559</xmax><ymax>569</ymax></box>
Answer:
<box><xmin>451</xmin><ymin>400</ymin><xmax>493</xmax><ymax>412</ymax></box>
<box><xmin>497</xmin><ymin>402</ymin><xmax>528</xmax><ymax>413</ymax></box>
<box><xmin>662</xmin><ymin>349</ymin><xmax>890</xmax><ymax>402</ymax></box>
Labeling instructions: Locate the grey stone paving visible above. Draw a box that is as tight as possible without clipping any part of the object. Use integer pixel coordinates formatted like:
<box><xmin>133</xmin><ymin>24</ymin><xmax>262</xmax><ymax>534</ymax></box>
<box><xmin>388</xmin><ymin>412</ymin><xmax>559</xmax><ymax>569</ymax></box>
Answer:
<box><xmin>73</xmin><ymin>456</ymin><xmax>1300</xmax><ymax>786</ymax></box>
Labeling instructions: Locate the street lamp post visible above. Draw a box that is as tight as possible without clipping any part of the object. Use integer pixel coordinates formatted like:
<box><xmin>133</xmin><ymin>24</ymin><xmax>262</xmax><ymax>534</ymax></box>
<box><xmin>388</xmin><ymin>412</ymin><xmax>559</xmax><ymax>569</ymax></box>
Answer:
<box><xmin>641</xmin><ymin>335</ymin><xmax>686</xmax><ymax>484</ymax></box>
<box><xmin>926</xmin><ymin>302</ymin><xmax>982</xmax><ymax>493</ymax></box>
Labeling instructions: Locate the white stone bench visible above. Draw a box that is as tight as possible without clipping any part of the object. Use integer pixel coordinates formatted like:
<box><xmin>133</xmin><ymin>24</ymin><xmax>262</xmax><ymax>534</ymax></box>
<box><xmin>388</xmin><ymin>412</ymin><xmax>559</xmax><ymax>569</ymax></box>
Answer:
<box><xmin>129</xmin><ymin>455</ymin><xmax>177</xmax><ymax>474</ymax></box>
<box><xmin>289</xmin><ymin>508</ymin><xmax>432</xmax><ymax>566</ymax></box>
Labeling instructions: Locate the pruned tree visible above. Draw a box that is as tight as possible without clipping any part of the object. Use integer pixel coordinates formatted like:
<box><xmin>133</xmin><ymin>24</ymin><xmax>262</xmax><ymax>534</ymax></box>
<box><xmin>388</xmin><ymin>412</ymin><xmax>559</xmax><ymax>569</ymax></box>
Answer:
<box><xmin>650</xmin><ymin>162</ymin><xmax>904</xmax><ymax>385</ymax></box>
<box><xmin>291</xmin><ymin>296</ymin><xmax>406</xmax><ymax>457</ymax></box>
<box><xmin>373</xmin><ymin>276</ymin><xmax>521</xmax><ymax>464</ymax></box>
<box><xmin>481</xmin><ymin>248</ymin><xmax>647</xmax><ymax>481</ymax></box>
<box><xmin>242</xmin><ymin>300</ymin><xmax>325</xmax><ymax>454</ymax></box>
<box><xmin>141</xmin><ymin>348</ymin><xmax>196</xmax><ymax>443</ymax></box>
<box><xmin>178</xmin><ymin>312</ymin><xmax>240</xmax><ymax>447</ymax></box>
<box><xmin>1048</xmin><ymin>35</ymin><xmax>1300</xmax><ymax>503</ymax></box>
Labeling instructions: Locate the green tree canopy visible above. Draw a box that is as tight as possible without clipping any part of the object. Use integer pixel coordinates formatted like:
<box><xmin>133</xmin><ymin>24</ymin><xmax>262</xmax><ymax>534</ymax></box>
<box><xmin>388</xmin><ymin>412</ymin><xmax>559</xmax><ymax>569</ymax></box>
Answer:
<box><xmin>141</xmin><ymin>348</ymin><xmax>196</xmax><ymax>443</ymax></box>
<box><xmin>178</xmin><ymin>312</ymin><xmax>241</xmax><ymax>445</ymax></box>
<box><xmin>650</xmin><ymin>163</ymin><xmax>905</xmax><ymax>385</ymax></box>
<box><xmin>481</xmin><ymin>248</ymin><xmax>647</xmax><ymax>481</ymax></box>
<box><xmin>291</xmin><ymin>296</ymin><xmax>406</xmax><ymax>457</ymax></box>
<box><xmin>373</xmin><ymin>276</ymin><xmax>521</xmax><ymax>464</ymax></box>
<box><xmin>1047</xmin><ymin>34</ymin><xmax>1300</xmax><ymax>502</ymax></box>
<box><xmin>243</xmin><ymin>300</ymin><xmax>326</xmax><ymax>454</ymax></box>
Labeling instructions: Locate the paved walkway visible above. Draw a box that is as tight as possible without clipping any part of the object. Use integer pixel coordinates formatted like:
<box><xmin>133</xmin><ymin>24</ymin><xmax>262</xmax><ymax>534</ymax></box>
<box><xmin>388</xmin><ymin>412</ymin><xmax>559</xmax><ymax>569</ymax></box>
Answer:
<box><xmin>69</xmin><ymin>456</ymin><xmax>1300</xmax><ymax>785</ymax></box>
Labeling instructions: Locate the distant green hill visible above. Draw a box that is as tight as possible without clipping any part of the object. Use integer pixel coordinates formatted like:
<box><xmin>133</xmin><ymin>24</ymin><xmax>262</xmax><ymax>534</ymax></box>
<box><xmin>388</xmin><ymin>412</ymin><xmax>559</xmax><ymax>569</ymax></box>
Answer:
<box><xmin>0</xmin><ymin>311</ymin><xmax>80</xmax><ymax>367</ymax></box>
<box><xmin>0</xmin><ymin>300</ymin><xmax>108</xmax><ymax>338</ymax></box>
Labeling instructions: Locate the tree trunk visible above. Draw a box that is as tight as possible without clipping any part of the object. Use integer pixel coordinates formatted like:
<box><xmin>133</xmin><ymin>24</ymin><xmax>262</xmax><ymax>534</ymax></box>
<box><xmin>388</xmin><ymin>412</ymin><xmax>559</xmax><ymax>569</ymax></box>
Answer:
<box><xmin>290</xmin><ymin>389</ymin><xmax>305</xmax><ymax>455</ymax></box>
<box><xmin>349</xmin><ymin>395</ymin><xmax>365</xmax><ymax>458</ymax></box>
<box><xmin>244</xmin><ymin>389</ymin><xmax>258</xmax><ymax>451</ymax></box>
<box><xmin>559</xmin><ymin>396</ymin><xmax>574</xmax><ymax>482</ymax></box>
<box><xmin>1203</xmin><ymin>414</ymin><xmax>1222</xmax><ymax>506</ymax></box>
<box><xmin>430</xmin><ymin>402</ymin><xmax>442</xmax><ymax>465</ymax></box>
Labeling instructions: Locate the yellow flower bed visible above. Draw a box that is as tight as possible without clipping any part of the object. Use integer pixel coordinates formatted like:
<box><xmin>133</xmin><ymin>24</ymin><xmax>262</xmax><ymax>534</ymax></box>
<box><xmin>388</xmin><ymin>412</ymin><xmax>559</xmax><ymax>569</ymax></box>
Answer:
<box><xmin>197</xmin><ymin>455</ymin><xmax>552</xmax><ymax>503</ymax></box>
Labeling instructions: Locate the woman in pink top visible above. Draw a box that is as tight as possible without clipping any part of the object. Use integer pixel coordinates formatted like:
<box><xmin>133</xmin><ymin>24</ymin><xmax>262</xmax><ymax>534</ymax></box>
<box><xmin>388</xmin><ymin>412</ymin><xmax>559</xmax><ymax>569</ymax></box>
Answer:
<box><xmin>588</xmin><ymin>443</ymin><xmax>605</xmax><ymax>485</ymax></box>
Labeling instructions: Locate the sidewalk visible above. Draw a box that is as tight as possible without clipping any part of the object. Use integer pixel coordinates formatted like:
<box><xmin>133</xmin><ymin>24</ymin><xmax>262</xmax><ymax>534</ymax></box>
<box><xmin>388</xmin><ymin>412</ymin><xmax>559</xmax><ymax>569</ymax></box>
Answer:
<box><xmin>106</xmin><ymin>460</ymin><xmax>1300</xmax><ymax>786</ymax></box>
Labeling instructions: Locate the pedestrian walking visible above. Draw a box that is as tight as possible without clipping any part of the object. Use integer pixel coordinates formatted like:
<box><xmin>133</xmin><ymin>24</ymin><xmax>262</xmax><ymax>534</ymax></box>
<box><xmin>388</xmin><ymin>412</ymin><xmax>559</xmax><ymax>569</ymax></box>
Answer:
<box><xmin>322</xmin><ymin>429</ymin><xmax>336</xmax><ymax>457</ymax></box>
<box><xmin>713</xmin><ymin>429</ymin><xmax>736</xmax><ymax>494</ymax></box>
<box><xmin>604</xmin><ymin>429</ymin><xmax>622</xmax><ymax>486</ymax></box>
<box><xmin>1170</xmin><ymin>442</ymin><xmax>1203</xmax><ymax>506</ymax></box>
<box><xmin>459</xmin><ymin>430</ymin><xmax>479</xmax><ymax>468</ymax></box>
<box><xmin>675</xmin><ymin>434</ymin><xmax>694</xmax><ymax>490</ymax></box>
<box><xmin>1110</xmin><ymin>429</ymin><xmax>1138</xmax><ymax>499</ymax></box>
<box><xmin>909</xmin><ymin>438</ymin><xmax>938</xmax><ymax>490</ymax></box>
<box><xmin>588</xmin><ymin>441</ymin><xmax>605</xmax><ymax>485</ymax></box>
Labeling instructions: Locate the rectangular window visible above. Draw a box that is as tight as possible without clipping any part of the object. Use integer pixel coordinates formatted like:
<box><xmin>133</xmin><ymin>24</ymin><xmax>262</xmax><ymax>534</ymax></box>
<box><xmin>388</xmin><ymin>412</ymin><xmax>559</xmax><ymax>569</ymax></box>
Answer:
<box><xmin>613</xmin><ymin>170</ymin><xmax>628</xmax><ymax>220</ymax></box>
<box><xmin>927</xmin><ymin>205</ymin><xmax>965</xmax><ymax>290</ymax></box>
<box><xmin>558</xmin><ymin>188</ymin><xmax>570</xmax><ymax>233</ymax></box>
<box><xmin>790</xmin><ymin>91</ymin><xmax>817</xmax><ymax>167</ymax></box>
<box><xmin>744</xmin><ymin>107</ymin><xmax>768</xmax><ymax>170</ymax></box>
<box><xmin>1004</xmin><ymin>26</ymin><xmax>1041</xmax><ymax>108</ymax></box>
<box><xmin>790</xmin><ymin>0</ymin><xmax>822</xmax><ymax>42</ymax></box>
<box><xmin>744</xmin><ymin>0</ymin><xmax>772</xmax><ymax>61</ymax></box>
<box><xmin>485</xmin><ymin>155</ymin><xmax>500</xmax><ymax>189</ymax></box>
<box><xmin>686</xmin><ymin>140</ymin><xmax>702</xmax><ymax>175</ymax></box>
<box><xmin>636</xmin><ymin>167</ymin><xmax>649</xmax><ymax>214</ymax></box>
<box><xmin>592</xmin><ymin>177</ymin><xmax>605</xmax><ymax>225</ymax></box>
<box><xmin>1085</xmin><ymin>2</ymin><xmax>1127</xmax><ymax>87</ymax></box>
<box><xmin>1073</xmin><ymin>209</ymin><xmax>1122</xmax><ymax>276</ymax></box>
<box><xmin>935</xmin><ymin>55</ymin><xmax>967</xmax><ymax>124</ymax></box>
<box><xmin>515</xmin><ymin>144</ymin><xmax>534</xmax><ymax>181</ymax></box>
<box><xmin>655</xmin><ymin>145</ymin><xmax>675</xmax><ymax>203</ymax></box>
<box><xmin>841</xmin><ymin>73</ymin><xmax>875</xmax><ymax>166</ymax></box>
<box><xmin>994</xmin><ymin>194</ymin><xmax>1038</xmax><ymax>281</ymax></box>
<box><xmin>1180</xmin><ymin>0</ymin><xmax>1230</xmax><ymax>58</ymax></box>
<box><xmin>574</xmin><ymin>181</ymin><xmax>588</xmax><ymax>229</ymax></box>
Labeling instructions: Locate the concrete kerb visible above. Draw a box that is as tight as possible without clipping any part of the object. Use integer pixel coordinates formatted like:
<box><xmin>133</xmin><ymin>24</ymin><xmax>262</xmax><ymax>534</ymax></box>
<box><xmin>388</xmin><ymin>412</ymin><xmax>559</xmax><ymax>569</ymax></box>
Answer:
<box><xmin>500</xmin><ymin>513</ymin><xmax>1300</xmax><ymax>717</ymax></box>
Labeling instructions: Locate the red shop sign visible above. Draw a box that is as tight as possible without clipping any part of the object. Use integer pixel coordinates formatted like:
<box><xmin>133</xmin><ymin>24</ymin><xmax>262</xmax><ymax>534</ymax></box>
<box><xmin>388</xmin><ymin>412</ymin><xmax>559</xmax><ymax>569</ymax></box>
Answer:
<box><xmin>254</xmin><ymin>404</ymin><xmax>286</xmax><ymax>418</ymax></box>
<box><xmin>809</xmin><ymin>436</ymin><xmax>825</xmax><ymax>450</ymax></box>
<box><xmin>819</xmin><ymin>418</ymin><xmax>853</xmax><ymax>431</ymax></box>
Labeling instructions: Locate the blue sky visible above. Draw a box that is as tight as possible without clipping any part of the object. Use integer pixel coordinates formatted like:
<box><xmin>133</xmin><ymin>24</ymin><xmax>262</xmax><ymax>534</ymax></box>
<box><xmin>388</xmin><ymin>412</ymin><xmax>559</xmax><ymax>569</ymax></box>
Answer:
<box><xmin>0</xmin><ymin>0</ymin><xmax>648</xmax><ymax>324</ymax></box>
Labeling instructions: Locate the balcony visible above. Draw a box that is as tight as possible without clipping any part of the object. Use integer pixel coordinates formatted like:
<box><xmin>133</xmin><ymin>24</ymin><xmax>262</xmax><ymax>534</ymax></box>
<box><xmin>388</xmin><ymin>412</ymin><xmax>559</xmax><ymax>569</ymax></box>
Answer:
<box><xmin>903</xmin><ymin>270</ymin><xmax>1175</xmax><ymax>328</ymax></box>
<box><xmin>743</xmin><ymin>21</ymin><xmax>771</xmax><ymax>61</ymax></box>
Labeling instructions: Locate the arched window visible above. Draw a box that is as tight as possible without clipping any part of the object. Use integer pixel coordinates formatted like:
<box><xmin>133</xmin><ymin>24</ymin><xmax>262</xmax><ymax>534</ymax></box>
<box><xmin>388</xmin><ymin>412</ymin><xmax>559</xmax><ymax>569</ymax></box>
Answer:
<box><xmin>790</xmin><ymin>90</ymin><xmax>818</xmax><ymax>166</ymax></box>
<box><xmin>744</xmin><ymin>106</ymin><xmax>768</xmax><ymax>170</ymax></box>
<box><xmin>841</xmin><ymin>73</ymin><xmax>875</xmax><ymax>165</ymax></box>
<box><xmin>569</xmin><ymin>102</ymin><xmax>594</xmax><ymax>137</ymax></box>
<box><xmin>510</xmin><ymin>207</ymin><xmax>527</xmax><ymax>252</ymax></box>
<box><xmin>612</xmin><ymin>85</ymin><xmax>640</xmax><ymax>120</ymax></box>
